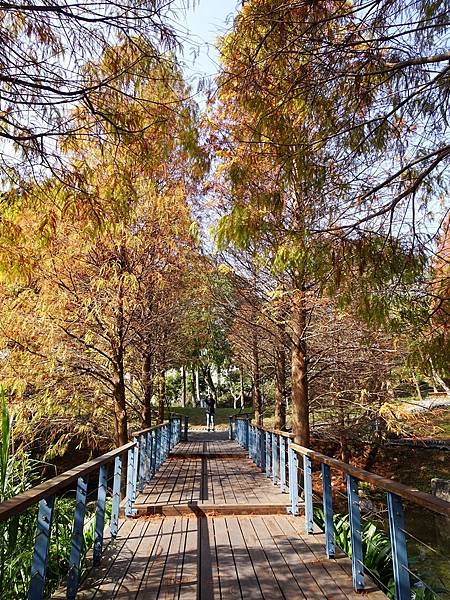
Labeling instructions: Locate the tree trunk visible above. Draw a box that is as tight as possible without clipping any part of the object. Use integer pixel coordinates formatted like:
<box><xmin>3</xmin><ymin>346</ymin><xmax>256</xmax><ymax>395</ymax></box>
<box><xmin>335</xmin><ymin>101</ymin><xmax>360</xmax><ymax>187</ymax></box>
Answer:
<box><xmin>113</xmin><ymin>377</ymin><xmax>128</xmax><ymax>447</ymax></box>
<box><xmin>239</xmin><ymin>366</ymin><xmax>245</xmax><ymax>408</ymax></box>
<box><xmin>195</xmin><ymin>368</ymin><xmax>202</xmax><ymax>407</ymax></box>
<box><xmin>204</xmin><ymin>366</ymin><xmax>217</xmax><ymax>401</ymax></box>
<box><xmin>274</xmin><ymin>343</ymin><xmax>287</xmax><ymax>430</ymax></box>
<box><xmin>190</xmin><ymin>368</ymin><xmax>196</xmax><ymax>405</ymax></box>
<box><xmin>181</xmin><ymin>366</ymin><xmax>186</xmax><ymax>407</ymax></box>
<box><xmin>252</xmin><ymin>328</ymin><xmax>263</xmax><ymax>425</ymax></box>
<box><xmin>290</xmin><ymin>288</ymin><xmax>309</xmax><ymax>446</ymax></box>
<box><xmin>141</xmin><ymin>352</ymin><xmax>153</xmax><ymax>428</ymax></box>
<box><xmin>157</xmin><ymin>370</ymin><xmax>166</xmax><ymax>423</ymax></box>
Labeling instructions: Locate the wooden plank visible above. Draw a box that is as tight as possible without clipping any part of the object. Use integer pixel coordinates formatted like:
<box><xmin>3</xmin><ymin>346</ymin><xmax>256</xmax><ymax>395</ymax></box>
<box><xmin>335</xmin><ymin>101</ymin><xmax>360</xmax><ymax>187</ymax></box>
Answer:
<box><xmin>273</xmin><ymin>516</ymin><xmax>349</xmax><ymax>600</ymax></box>
<box><xmin>135</xmin><ymin>516</ymin><xmax>177</xmax><ymax>599</ymax></box>
<box><xmin>88</xmin><ymin>519</ymin><xmax>149</xmax><ymax>599</ymax></box>
<box><xmin>158</xmin><ymin>515</ymin><xmax>186</xmax><ymax>599</ymax></box>
<box><xmin>179</xmin><ymin>517</ymin><xmax>198</xmax><ymax>600</ymax></box>
<box><xmin>111</xmin><ymin>518</ymin><xmax>164</xmax><ymax>599</ymax></box>
<box><xmin>213</xmin><ymin>516</ymin><xmax>242</xmax><ymax>599</ymax></box>
<box><xmin>225</xmin><ymin>516</ymin><xmax>263</xmax><ymax>599</ymax></box>
<box><xmin>251</xmin><ymin>516</ymin><xmax>316</xmax><ymax>600</ymax></box>
<box><xmin>238</xmin><ymin>517</ymin><xmax>284</xmax><ymax>598</ymax></box>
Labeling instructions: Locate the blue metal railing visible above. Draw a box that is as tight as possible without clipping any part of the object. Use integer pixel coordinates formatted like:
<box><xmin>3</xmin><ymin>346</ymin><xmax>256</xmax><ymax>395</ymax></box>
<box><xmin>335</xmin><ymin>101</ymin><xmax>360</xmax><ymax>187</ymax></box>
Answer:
<box><xmin>231</xmin><ymin>415</ymin><xmax>450</xmax><ymax>600</ymax></box>
<box><xmin>0</xmin><ymin>416</ymin><xmax>183</xmax><ymax>600</ymax></box>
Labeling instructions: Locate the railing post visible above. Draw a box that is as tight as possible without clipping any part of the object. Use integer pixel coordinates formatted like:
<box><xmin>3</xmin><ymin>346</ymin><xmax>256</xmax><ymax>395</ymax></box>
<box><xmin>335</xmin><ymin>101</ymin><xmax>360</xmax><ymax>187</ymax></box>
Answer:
<box><xmin>347</xmin><ymin>475</ymin><xmax>364</xmax><ymax>591</ymax></box>
<box><xmin>272</xmin><ymin>432</ymin><xmax>278</xmax><ymax>485</ymax></box>
<box><xmin>229</xmin><ymin>416</ymin><xmax>233</xmax><ymax>440</ymax></box>
<box><xmin>288</xmin><ymin>442</ymin><xmax>299</xmax><ymax>516</ymax></box>
<box><xmin>279</xmin><ymin>436</ymin><xmax>287</xmax><ymax>492</ymax></box>
<box><xmin>387</xmin><ymin>492</ymin><xmax>410</xmax><ymax>600</ymax></box>
<box><xmin>110</xmin><ymin>455</ymin><xmax>122</xmax><ymax>538</ymax></box>
<box><xmin>154</xmin><ymin>427</ymin><xmax>160</xmax><ymax>472</ymax></box>
<box><xmin>303</xmin><ymin>455</ymin><xmax>314</xmax><ymax>533</ymax></box>
<box><xmin>184</xmin><ymin>416</ymin><xmax>189</xmax><ymax>441</ymax></box>
<box><xmin>28</xmin><ymin>495</ymin><xmax>55</xmax><ymax>600</ymax></box>
<box><xmin>139</xmin><ymin>433</ymin><xmax>146</xmax><ymax>493</ymax></box>
<box><xmin>151</xmin><ymin>429</ymin><xmax>157</xmax><ymax>474</ymax></box>
<box><xmin>145</xmin><ymin>431</ymin><xmax>152</xmax><ymax>484</ymax></box>
<box><xmin>132</xmin><ymin>435</ymin><xmax>139</xmax><ymax>502</ymax></box>
<box><xmin>67</xmin><ymin>474</ymin><xmax>89</xmax><ymax>600</ymax></box>
<box><xmin>260</xmin><ymin>429</ymin><xmax>266</xmax><ymax>471</ymax></box>
<box><xmin>168</xmin><ymin>420</ymin><xmax>172</xmax><ymax>451</ymax></box>
<box><xmin>126</xmin><ymin>443</ymin><xmax>136</xmax><ymax>517</ymax></box>
<box><xmin>93</xmin><ymin>464</ymin><xmax>108</xmax><ymax>566</ymax></box>
<box><xmin>265</xmin><ymin>431</ymin><xmax>271</xmax><ymax>477</ymax></box>
<box><xmin>321</xmin><ymin>463</ymin><xmax>335</xmax><ymax>558</ymax></box>
<box><xmin>245</xmin><ymin>419</ymin><xmax>249</xmax><ymax>450</ymax></box>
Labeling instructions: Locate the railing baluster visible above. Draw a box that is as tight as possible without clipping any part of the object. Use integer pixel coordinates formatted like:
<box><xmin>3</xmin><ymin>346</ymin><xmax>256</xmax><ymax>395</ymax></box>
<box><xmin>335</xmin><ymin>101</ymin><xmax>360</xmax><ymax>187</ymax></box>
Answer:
<box><xmin>145</xmin><ymin>431</ymin><xmax>152</xmax><ymax>484</ymax></box>
<box><xmin>126</xmin><ymin>444</ymin><xmax>136</xmax><ymax>517</ymax></box>
<box><xmin>132</xmin><ymin>436</ymin><xmax>139</xmax><ymax>504</ymax></box>
<box><xmin>28</xmin><ymin>495</ymin><xmax>55</xmax><ymax>600</ymax></box>
<box><xmin>279</xmin><ymin>436</ymin><xmax>287</xmax><ymax>493</ymax></box>
<box><xmin>321</xmin><ymin>463</ymin><xmax>335</xmax><ymax>558</ymax></box>
<box><xmin>245</xmin><ymin>419</ymin><xmax>249</xmax><ymax>450</ymax></box>
<box><xmin>260</xmin><ymin>429</ymin><xmax>266</xmax><ymax>471</ymax></box>
<box><xmin>110</xmin><ymin>455</ymin><xmax>122</xmax><ymax>538</ymax></box>
<box><xmin>67</xmin><ymin>474</ymin><xmax>89</xmax><ymax>600</ymax></box>
<box><xmin>265</xmin><ymin>431</ymin><xmax>271</xmax><ymax>478</ymax></box>
<box><xmin>139</xmin><ymin>433</ymin><xmax>146</xmax><ymax>493</ymax></box>
<box><xmin>288</xmin><ymin>442</ymin><xmax>299</xmax><ymax>516</ymax></box>
<box><xmin>93</xmin><ymin>464</ymin><xmax>108</xmax><ymax>566</ymax></box>
<box><xmin>387</xmin><ymin>492</ymin><xmax>410</xmax><ymax>600</ymax></box>
<box><xmin>347</xmin><ymin>475</ymin><xmax>364</xmax><ymax>591</ymax></box>
<box><xmin>272</xmin><ymin>432</ymin><xmax>278</xmax><ymax>485</ymax></box>
<box><xmin>303</xmin><ymin>455</ymin><xmax>314</xmax><ymax>533</ymax></box>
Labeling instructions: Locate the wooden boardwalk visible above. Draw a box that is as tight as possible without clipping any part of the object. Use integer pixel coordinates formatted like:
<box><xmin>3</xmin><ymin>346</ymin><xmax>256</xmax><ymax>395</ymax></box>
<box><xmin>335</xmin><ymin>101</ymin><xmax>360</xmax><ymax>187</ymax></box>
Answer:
<box><xmin>78</xmin><ymin>432</ymin><xmax>386</xmax><ymax>600</ymax></box>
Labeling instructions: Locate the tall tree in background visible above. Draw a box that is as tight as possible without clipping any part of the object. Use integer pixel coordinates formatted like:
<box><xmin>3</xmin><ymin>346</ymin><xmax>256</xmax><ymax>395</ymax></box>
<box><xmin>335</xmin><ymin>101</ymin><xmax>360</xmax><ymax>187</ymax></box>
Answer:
<box><xmin>212</xmin><ymin>0</ymin><xmax>426</xmax><ymax>445</ymax></box>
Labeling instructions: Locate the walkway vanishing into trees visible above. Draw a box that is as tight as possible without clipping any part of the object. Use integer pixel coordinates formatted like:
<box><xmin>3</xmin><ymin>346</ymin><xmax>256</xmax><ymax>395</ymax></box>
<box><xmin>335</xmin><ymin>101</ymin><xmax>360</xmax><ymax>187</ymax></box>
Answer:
<box><xmin>75</xmin><ymin>431</ymin><xmax>384</xmax><ymax>600</ymax></box>
<box><xmin>1</xmin><ymin>416</ymin><xmax>449</xmax><ymax>600</ymax></box>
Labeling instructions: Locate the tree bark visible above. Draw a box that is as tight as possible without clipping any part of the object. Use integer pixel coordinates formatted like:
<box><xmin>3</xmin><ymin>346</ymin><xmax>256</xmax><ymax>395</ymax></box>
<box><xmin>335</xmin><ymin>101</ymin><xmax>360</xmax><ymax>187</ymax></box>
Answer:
<box><xmin>141</xmin><ymin>351</ymin><xmax>153</xmax><ymax>428</ymax></box>
<box><xmin>190</xmin><ymin>368</ymin><xmax>196</xmax><ymax>405</ymax></box>
<box><xmin>252</xmin><ymin>328</ymin><xmax>263</xmax><ymax>425</ymax></box>
<box><xmin>290</xmin><ymin>288</ymin><xmax>309</xmax><ymax>446</ymax></box>
<box><xmin>274</xmin><ymin>342</ymin><xmax>287</xmax><ymax>430</ymax></box>
<box><xmin>157</xmin><ymin>370</ymin><xmax>166</xmax><ymax>423</ymax></box>
<box><xmin>239</xmin><ymin>366</ymin><xmax>245</xmax><ymax>408</ymax></box>
<box><xmin>181</xmin><ymin>366</ymin><xmax>186</xmax><ymax>407</ymax></box>
<box><xmin>113</xmin><ymin>377</ymin><xmax>128</xmax><ymax>447</ymax></box>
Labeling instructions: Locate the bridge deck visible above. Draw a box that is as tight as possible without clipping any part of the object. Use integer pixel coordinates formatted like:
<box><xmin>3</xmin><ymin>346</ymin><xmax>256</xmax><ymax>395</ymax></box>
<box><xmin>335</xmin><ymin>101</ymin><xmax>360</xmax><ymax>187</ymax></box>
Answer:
<box><xmin>78</xmin><ymin>432</ymin><xmax>385</xmax><ymax>600</ymax></box>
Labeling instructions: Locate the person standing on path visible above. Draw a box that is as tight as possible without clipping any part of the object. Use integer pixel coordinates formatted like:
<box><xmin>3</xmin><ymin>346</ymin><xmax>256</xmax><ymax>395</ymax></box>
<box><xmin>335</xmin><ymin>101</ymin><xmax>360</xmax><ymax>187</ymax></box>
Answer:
<box><xmin>205</xmin><ymin>391</ymin><xmax>216</xmax><ymax>431</ymax></box>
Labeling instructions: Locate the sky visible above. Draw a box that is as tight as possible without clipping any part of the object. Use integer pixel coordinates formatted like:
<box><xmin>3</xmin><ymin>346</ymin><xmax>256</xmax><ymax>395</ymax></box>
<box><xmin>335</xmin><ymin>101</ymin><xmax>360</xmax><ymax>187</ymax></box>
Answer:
<box><xmin>171</xmin><ymin>0</ymin><xmax>241</xmax><ymax>97</ymax></box>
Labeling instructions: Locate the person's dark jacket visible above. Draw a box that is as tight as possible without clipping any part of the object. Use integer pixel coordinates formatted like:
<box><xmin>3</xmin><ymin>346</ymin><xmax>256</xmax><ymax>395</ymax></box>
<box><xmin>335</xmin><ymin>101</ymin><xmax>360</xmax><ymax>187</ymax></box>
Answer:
<box><xmin>205</xmin><ymin>395</ymin><xmax>216</xmax><ymax>414</ymax></box>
